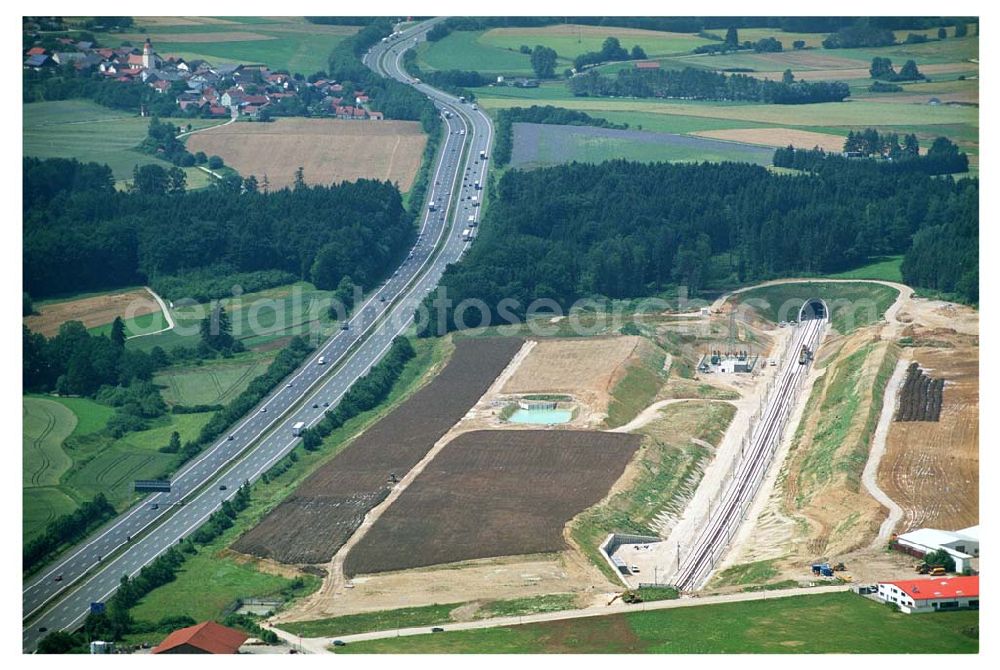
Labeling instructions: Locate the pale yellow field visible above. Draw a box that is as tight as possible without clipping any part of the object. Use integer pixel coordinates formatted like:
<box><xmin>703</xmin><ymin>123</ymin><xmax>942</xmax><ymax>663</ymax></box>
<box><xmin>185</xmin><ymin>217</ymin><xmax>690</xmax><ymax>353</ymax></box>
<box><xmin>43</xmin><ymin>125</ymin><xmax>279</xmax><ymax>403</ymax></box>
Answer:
<box><xmin>187</xmin><ymin>118</ymin><xmax>428</xmax><ymax>191</ymax></box>
<box><xmin>693</xmin><ymin>127</ymin><xmax>847</xmax><ymax>152</ymax></box>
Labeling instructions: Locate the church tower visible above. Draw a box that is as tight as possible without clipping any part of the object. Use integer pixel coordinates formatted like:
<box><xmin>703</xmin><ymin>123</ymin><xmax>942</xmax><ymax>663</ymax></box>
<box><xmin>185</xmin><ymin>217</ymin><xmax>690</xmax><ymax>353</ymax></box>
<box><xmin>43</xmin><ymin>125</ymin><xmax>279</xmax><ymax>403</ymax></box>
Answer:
<box><xmin>142</xmin><ymin>38</ymin><xmax>153</xmax><ymax>69</ymax></box>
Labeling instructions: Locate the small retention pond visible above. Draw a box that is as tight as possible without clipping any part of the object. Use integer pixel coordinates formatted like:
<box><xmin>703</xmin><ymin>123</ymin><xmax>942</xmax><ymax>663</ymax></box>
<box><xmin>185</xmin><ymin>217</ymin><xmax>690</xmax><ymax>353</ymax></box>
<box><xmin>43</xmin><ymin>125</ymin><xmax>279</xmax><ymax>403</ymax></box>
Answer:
<box><xmin>508</xmin><ymin>408</ymin><xmax>573</xmax><ymax>425</ymax></box>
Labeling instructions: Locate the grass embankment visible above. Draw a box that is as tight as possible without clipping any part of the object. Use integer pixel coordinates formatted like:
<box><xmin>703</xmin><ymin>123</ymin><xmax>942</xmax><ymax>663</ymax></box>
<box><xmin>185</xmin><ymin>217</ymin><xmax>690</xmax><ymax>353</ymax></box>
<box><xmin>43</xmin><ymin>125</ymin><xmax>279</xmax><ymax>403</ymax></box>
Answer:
<box><xmin>126</xmin><ymin>337</ymin><xmax>451</xmax><ymax>630</ymax></box>
<box><xmin>573</xmin><ymin>401</ymin><xmax>735</xmax><ymax>581</ymax></box>
<box><xmin>736</xmin><ymin>281</ymin><xmax>900</xmax><ymax>335</ymax></box>
<box><xmin>604</xmin><ymin>342</ymin><xmax>666</xmax><ymax>428</ymax></box>
<box><xmin>796</xmin><ymin>342</ymin><xmax>899</xmax><ymax>496</ymax></box>
<box><xmin>712</xmin><ymin>558</ymin><xmax>780</xmax><ymax>587</ymax></box>
<box><xmin>335</xmin><ymin>592</ymin><xmax>979</xmax><ymax>653</ymax></box>
<box><xmin>282</xmin><ymin>594</ymin><xmax>579</xmax><ymax>638</ymax></box>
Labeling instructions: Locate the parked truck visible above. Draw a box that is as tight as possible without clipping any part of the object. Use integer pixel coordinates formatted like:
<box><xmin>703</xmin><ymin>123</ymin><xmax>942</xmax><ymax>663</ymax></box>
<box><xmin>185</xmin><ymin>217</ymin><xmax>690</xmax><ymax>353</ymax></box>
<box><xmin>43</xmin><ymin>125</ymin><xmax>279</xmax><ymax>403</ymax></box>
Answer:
<box><xmin>292</xmin><ymin>421</ymin><xmax>305</xmax><ymax>437</ymax></box>
<box><xmin>474</xmin><ymin>180</ymin><xmax>481</xmax><ymax>190</ymax></box>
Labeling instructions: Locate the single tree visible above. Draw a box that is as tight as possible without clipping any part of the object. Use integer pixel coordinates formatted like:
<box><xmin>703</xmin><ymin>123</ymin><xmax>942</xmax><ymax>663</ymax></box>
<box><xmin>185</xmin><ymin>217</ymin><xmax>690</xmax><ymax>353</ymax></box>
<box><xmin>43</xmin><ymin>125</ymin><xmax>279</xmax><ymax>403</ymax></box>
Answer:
<box><xmin>110</xmin><ymin>316</ymin><xmax>127</xmax><ymax>348</ymax></box>
<box><xmin>530</xmin><ymin>45</ymin><xmax>557</xmax><ymax>78</ymax></box>
<box><xmin>630</xmin><ymin>44</ymin><xmax>647</xmax><ymax>60</ymax></box>
<box><xmin>938</xmin><ymin>27</ymin><xmax>947</xmax><ymax>39</ymax></box>
<box><xmin>782</xmin><ymin>68</ymin><xmax>795</xmax><ymax>85</ymax></box>
<box><xmin>725</xmin><ymin>26</ymin><xmax>739</xmax><ymax>47</ymax></box>
<box><xmin>954</xmin><ymin>23</ymin><xmax>968</xmax><ymax>38</ymax></box>
<box><xmin>294</xmin><ymin>166</ymin><xmax>306</xmax><ymax>189</ymax></box>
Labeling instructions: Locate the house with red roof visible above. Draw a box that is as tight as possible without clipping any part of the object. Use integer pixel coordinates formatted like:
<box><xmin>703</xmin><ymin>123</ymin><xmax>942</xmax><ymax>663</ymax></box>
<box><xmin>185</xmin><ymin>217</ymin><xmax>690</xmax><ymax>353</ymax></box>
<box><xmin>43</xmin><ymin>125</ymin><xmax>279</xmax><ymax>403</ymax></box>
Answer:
<box><xmin>26</xmin><ymin>46</ymin><xmax>45</xmax><ymax>56</ymax></box>
<box><xmin>635</xmin><ymin>60</ymin><xmax>661</xmax><ymax>70</ymax></box>
<box><xmin>876</xmin><ymin>575</ymin><xmax>978</xmax><ymax>614</ymax></box>
<box><xmin>152</xmin><ymin>621</ymin><xmax>248</xmax><ymax>654</ymax></box>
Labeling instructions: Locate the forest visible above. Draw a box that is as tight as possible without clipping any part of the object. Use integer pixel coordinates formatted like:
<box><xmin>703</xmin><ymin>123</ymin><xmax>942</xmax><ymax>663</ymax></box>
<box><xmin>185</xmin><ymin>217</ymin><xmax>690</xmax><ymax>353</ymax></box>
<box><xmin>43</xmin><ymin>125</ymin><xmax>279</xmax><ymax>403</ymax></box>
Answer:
<box><xmin>773</xmin><ymin>137</ymin><xmax>969</xmax><ymax>175</ymax></box>
<box><xmin>23</xmin><ymin>157</ymin><xmax>413</xmax><ymax>300</ymax></box>
<box><xmin>568</xmin><ymin>67</ymin><xmax>850</xmax><ymax>104</ymax></box>
<box><xmin>419</xmin><ymin>158</ymin><xmax>977</xmax><ymax>335</ymax></box>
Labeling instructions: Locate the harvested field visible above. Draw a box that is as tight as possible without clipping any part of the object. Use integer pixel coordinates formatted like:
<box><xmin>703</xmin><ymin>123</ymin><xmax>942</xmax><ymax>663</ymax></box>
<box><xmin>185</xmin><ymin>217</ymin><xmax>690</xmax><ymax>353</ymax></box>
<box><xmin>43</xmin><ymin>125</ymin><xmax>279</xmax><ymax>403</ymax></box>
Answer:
<box><xmin>510</xmin><ymin>123</ymin><xmax>774</xmax><ymax>169</ymax></box>
<box><xmin>343</xmin><ymin>429</ymin><xmax>640</xmax><ymax>576</ymax></box>
<box><xmin>117</xmin><ymin>31</ymin><xmax>276</xmax><ymax>43</ymax></box>
<box><xmin>186</xmin><ymin>118</ymin><xmax>427</xmax><ymax>191</ymax></box>
<box><xmin>501</xmin><ymin>336</ymin><xmax>647</xmax><ymax>418</ymax></box>
<box><xmin>879</xmin><ymin>322</ymin><xmax>978</xmax><ymax>531</ymax></box>
<box><xmin>692</xmin><ymin>127</ymin><xmax>846</xmax><ymax>152</ymax></box>
<box><xmin>26</xmin><ymin>289</ymin><xmax>160</xmax><ymax>337</ymax></box>
<box><xmin>233</xmin><ymin>338</ymin><xmax>524</xmax><ymax>565</ymax></box>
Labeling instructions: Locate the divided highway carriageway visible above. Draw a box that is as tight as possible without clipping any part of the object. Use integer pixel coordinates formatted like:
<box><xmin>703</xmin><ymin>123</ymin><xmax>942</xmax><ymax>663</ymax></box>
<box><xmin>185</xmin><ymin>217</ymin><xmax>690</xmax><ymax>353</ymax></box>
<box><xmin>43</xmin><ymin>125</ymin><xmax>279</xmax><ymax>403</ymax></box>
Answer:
<box><xmin>23</xmin><ymin>17</ymin><xmax>493</xmax><ymax>652</ymax></box>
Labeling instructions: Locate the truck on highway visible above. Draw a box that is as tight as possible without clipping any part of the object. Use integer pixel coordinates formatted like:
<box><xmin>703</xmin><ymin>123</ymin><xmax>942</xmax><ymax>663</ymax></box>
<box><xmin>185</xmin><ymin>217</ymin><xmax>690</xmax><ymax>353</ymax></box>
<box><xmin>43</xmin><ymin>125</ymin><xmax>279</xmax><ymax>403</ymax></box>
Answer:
<box><xmin>467</xmin><ymin>214</ymin><xmax>476</xmax><ymax>227</ymax></box>
<box><xmin>428</xmin><ymin>201</ymin><xmax>436</xmax><ymax>212</ymax></box>
<box><xmin>458</xmin><ymin>95</ymin><xmax>466</xmax><ymax>104</ymax></box>
<box><xmin>293</xmin><ymin>421</ymin><xmax>305</xmax><ymax>437</ymax></box>
<box><xmin>479</xmin><ymin>150</ymin><xmax>487</xmax><ymax>159</ymax></box>
<box><xmin>318</xmin><ymin>356</ymin><xmax>326</xmax><ymax>365</ymax></box>
<box><xmin>474</xmin><ymin>180</ymin><xmax>481</xmax><ymax>190</ymax></box>
<box><xmin>462</xmin><ymin>228</ymin><xmax>475</xmax><ymax>242</ymax></box>
<box><xmin>471</xmin><ymin>195</ymin><xmax>479</xmax><ymax>207</ymax></box>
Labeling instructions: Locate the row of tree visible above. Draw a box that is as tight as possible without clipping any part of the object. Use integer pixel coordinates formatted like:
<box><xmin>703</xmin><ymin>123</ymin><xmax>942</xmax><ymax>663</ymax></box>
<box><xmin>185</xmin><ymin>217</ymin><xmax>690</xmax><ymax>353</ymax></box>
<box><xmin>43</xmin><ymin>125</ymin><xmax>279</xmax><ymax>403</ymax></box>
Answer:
<box><xmin>569</xmin><ymin>67</ymin><xmax>850</xmax><ymax>104</ymax></box>
<box><xmin>573</xmin><ymin>36</ymin><xmax>647</xmax><ymax>71</ymax></box>
<box><xmin>774</xmin><ymin>136</ymin><xmax>969</xmax><ymax>175</ymax></box>
<box><xmin>493</xmin><ymin>105</ymin><xmax>629</xmax><ymax>167</ymax></box>
<box><xmin>417</xmin><ymin>157</ymin><xmax>977</xmax><ymax>335</ymax></box>
<box><xmin>24</xmin><ymin>157</ymin><xmax>412</xmax><ymax>300</ymax></box>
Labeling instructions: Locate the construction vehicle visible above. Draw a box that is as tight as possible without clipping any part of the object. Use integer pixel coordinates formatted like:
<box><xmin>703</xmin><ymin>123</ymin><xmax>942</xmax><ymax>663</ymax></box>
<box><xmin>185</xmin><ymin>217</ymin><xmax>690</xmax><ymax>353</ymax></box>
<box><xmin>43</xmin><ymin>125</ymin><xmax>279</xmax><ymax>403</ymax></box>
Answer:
<box><xmin>930</xmin><ymin>566</ymin><xmax>948</xmax><ymax>576</ymax></box>
<box><xmin>833</xmin><ymin>562</ymin><xmax>847</xmax><ymax>572</ymax></box>
<box><xmin>798</xmin><ymin>344</ymin><xmax>812</xmax><ymax>365</ymax></box>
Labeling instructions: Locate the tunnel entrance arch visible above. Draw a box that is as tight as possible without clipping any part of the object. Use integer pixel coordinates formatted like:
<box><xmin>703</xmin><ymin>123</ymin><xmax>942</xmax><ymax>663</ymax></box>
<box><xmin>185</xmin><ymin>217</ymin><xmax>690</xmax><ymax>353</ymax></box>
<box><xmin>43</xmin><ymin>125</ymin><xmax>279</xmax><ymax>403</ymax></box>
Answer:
<box><xmin>799</xmin><ymin>298</ymin><xmax>829</xmax><ymax>322</ymax></box>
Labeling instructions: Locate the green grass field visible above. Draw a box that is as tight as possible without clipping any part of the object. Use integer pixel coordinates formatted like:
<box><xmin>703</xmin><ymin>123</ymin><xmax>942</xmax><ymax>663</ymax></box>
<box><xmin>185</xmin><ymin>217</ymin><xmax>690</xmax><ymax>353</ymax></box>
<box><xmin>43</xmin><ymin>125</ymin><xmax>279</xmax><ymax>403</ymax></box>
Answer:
<box><xmin>22</xmin><ymin>396</ymin><xmax>214</xmax><ymax>540</ymax></box>
<box><xmin>336</xmin><ymin>592</ymin><xmax>979</xmax><ymax>653</ymax></box>
<box><xmin>418</xmin><ymin>30</ymin><xmax>535</xmax><ymax>76</ymax></box>
<box><xmin>283</xmin><ymin>594</ymin><xmax>580</xmax><ymax>639</ymax></box>
<box><xmin>89</xmin><ymin>310</ymin><xmax>169</xmax><ymax>338</ymax></box>
<box><xmin>125</xmin><ymin>282</ymin><xmax>337</xmax><ymax>354</ymax></box>
<box><xmin>94</xmin><ymin>17</ymin><xmax>357</xmax><ymax>76</ymax></box>
<box><xmin>154</xmin><ymin>353</ymin><xmax>277</xmax><ymax>407</ymax></box>
<box><xmin>23</xmin><ymin>100</ymin><xmax>218</xmax><ymax>187</ymax></box>
<box><xmin>23</xmin><ymin>398</ymin><xmax>77</xmax><ymax>488</ymax></box>
<box><xmin>736</xmin><ymin>281</ymin><xmax>900</xmax><ymax>334</ymax></box>
<box><xmin>825</xmin><ymin>256</ymin><xmax>904</xmax><ymax>283</ymax></box>
<box><xmin>479</xmin><ymin>25</ymin><xmax>715</xmax><ymax>62</ymax></box>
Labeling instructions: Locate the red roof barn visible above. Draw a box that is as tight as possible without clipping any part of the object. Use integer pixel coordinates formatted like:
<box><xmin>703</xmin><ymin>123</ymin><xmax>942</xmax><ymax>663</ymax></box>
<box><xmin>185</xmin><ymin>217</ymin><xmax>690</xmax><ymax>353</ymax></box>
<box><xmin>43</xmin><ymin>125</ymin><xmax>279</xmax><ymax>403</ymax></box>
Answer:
<box><xmin>152</xmin><ymin>621</ymin><xmax>248</xmax><ymax>654</ymax></box>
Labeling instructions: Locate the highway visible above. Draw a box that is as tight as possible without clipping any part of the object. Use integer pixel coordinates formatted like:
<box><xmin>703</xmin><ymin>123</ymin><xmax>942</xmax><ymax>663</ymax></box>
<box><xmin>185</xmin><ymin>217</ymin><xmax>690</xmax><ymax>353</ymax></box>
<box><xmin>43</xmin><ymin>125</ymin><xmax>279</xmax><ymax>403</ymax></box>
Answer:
<box><xmin>23</xmin><ymin>17</ymin><xmax>494</xmax><ymax>652</ymax></box>
<box><xmin>673</xmin><ymin>311</ymin><xmax>827</xmax><ymax>591</ymax></box>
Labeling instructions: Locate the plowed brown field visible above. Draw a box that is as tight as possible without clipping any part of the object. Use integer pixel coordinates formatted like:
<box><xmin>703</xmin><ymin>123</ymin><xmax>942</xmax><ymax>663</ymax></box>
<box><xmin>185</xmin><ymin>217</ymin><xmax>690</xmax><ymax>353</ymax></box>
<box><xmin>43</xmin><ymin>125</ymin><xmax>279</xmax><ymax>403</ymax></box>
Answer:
<box><xmin>344</xmin><ymin>429</ymin><xmax>640</xmax><ymax>576</ymax></box>
<box><xmin>233</xmin><ymin>338</ymin><xmax>523</xmax><ymax>565</ymax></box>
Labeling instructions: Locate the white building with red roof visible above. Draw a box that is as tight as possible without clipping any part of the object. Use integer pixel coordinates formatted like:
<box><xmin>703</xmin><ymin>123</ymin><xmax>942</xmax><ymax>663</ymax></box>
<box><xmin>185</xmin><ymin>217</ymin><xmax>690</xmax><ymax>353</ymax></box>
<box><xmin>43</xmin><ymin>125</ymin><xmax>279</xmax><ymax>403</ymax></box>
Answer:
<box><xmin>876</xmin><ymin>575</ymin><xmax>979</xmax><ymax>614</ymax></box>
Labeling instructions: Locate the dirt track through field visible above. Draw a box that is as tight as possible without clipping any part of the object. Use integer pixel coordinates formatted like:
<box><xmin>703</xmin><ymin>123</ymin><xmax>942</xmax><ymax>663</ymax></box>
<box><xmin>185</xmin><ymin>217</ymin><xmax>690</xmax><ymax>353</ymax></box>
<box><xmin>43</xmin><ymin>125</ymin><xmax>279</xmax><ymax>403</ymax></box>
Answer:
<box><xmin>186</xmin><ymin>118</ymin><xmax>427</xmax><ymax>191</ymax></box>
